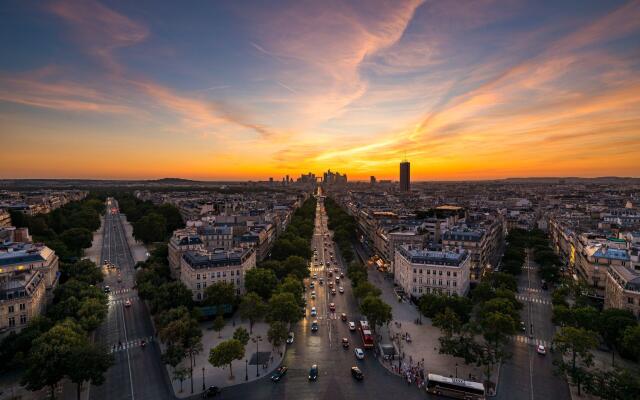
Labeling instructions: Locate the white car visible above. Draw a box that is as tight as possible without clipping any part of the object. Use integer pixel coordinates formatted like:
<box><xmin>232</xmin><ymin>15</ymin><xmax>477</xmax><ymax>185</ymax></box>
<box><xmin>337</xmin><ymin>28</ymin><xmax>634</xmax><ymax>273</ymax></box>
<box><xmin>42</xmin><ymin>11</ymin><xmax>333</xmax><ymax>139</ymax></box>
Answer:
<box><xmin>311</xmin><ymin>307</ymin><xmax>317</xmax><ymax>317</ymax></box>
<box><xmin>313</xmin><ymin>273</ymin><xmax>318</xmax><ymax>280</ymax></box>
<box><xmin>287</xmin><ymin>332</ymin><xmax>295</xmax><ymax>344</ymax></box>
<box><xmin>311</xmin><ymin>291</ymin><xmax>316</xmax><ymax>299</ymax></box>
<box><xmin>354</xmin><ymin>348</ymin><xmax>365</xmax><ymax>360</ymax></box>
<box><xmin>537</xmin><ymin>345</ymin><xmax>546</xmax><ymax>355</ymax></box>
<box><xmin>348</xmin><ymin>321</ymin><xmax>356</xmax><ymax>331</ymax></box>
<box><xmin>339</xmin><ymin>286</ymin><xmax>344</xmax><ymax>294</ymax></box>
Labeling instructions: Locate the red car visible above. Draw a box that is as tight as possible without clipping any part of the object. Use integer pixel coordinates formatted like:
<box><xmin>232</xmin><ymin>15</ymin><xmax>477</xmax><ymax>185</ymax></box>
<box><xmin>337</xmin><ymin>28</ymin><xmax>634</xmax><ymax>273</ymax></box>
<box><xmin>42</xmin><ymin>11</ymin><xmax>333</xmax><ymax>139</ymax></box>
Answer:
<box><xmin>329</xmin><ymin>303</ymin><xmax>336</xmax><ymax>312</ymax></box>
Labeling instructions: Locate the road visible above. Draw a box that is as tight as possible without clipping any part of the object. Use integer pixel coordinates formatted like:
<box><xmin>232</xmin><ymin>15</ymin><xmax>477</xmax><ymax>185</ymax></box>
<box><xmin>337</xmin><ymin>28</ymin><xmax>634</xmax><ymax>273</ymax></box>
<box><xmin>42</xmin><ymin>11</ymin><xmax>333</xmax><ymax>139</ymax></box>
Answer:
<box><xmin>497</xmin><ymin>250</ymin><xmax>570</xmax><ymax>400</ymax></box>
<box><xmin>90</xmin><ymin>198</ymin><xmax>173</xmax><ymax>400</ymax></box>
<box><xmin>192</xmin><ymin>190</ymin><xmax>427</xmax><ymax>400</ymax></box>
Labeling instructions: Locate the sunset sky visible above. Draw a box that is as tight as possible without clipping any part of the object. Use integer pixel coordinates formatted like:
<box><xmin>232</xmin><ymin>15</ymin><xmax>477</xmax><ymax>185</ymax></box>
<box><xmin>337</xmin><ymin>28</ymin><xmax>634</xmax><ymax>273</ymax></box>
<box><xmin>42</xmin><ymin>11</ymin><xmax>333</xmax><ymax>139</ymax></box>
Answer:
<box><xmin>1</xmin><ymin>0</ymin><xmax>639</xmax><ymax>181</ymax></box>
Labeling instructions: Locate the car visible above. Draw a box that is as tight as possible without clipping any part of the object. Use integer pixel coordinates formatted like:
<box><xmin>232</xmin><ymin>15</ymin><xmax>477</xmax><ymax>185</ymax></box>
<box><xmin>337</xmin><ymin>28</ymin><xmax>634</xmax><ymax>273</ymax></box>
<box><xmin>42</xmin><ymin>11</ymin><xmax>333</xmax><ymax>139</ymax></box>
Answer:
<box><xmin>325</xmin><ymin>262</ymin><xmax>330</xmax><ymax>266</ymax></box>
<box><xmin>286</xmin><ymin>332</ymin><xmax>295</xmax><ymax>344</ymax></box>
<box><xmin>341</xmin><ymin>313</ymin><xmax>347</xmax><ymax>321</ymax></box>
<box><xmin>340</xmin><ymin>272</ymin><xmax>344</xmax><ymax>278</ymax></box>
<box><xmin>354</xmin><ymin>348</ymin><xmax>364</xmax><ymax>360</ymax></box>
<box><xmin>328</xmin><ymin>271</ymin><xmax>333</xmax><ymax>277</ymax></box>
<box><xmin>537</xmin><ymin>345</ymin><xmax>546</xmax><ymax>355</ymax></box>
<box><xmin>309</xmin><ymin>282</ymin><xmax>315</xmax><ymax>289</ymax></box>
<box><xmin>328</xmin><ymin>281</ymin><xmax>334</xmax><ymax>288</ymax></box>
<box><xmin>335</xmin><ymin>277</ymin><xmax>340</xmax><ymax>283</ymax></box>
<box><xmin>311</xmin><ymin>320</ymin><xmax>319</xmax><ymax>332</ymax></box>
<box><xmin>311</xmin><ymin>291</ymin><xmax>316</xmax><ymax>299</ymax></box>
<box><xmin>520</xmin><ymin>321</ymin><xmax>526</xmax><ymax>332</ymax></box>
<box><xmin>348</xmin><ymin>321</ymin><xmax>356</xmax><ymax>331</ymax></box>
<box><xmin>351</xmin><ymin>366</ymin><xmax>364</xmax><ymax>380</ymax></box>
<box><xmin>124</xmin><ymin>299</ymin><xmax>132</xmax><ymax>307</ymax></box>
<box><xmin>329</xmin><ymin>303</ymin><xmax>335</xmax><ymax>312</ymax></box>
<box><xmin>202</xmin><ymin>386</ymin><xmax>221</xmax><ymax>397</ymax></box>
<box><xmin>319</xmin><ymin>278</ymin><xmax>324</xmax><ymax>285</ymax></box>
<box><xmin>311</xmin><ymin>307</ymin><xmax>317</xmax><ymax>317</ymax></box>
<box><xmin>271</xmin><ymin>366</ymin><xmax>288</xmax><ymax>382</ymax></box>
<box><xmin>313</xmin><ymin>273</ymin><xmax>318</xmax><ymax>280</ymax></box>
<box><xmin>342</xmin><ymin>337</ymin><xmax>349</xmax><ymax>348</ymax></box>
<box><xmin>331</xmin><ymin>289</ymin><xmax>337</xmax><ymax>295</ymax></box>
<box><xmin>103</xmin><ymin>285</ymin><xmax>111</xmax><ymax>293</ymax></box>
<box><xmin>339</xmin><ymin>286</ymin><xmax>344</xmax><ymax>293</ymax></box>
<box><xmin>308</xmin><ymin>364</ymin><xmax>318</xmax><ymax>381</ymax></box>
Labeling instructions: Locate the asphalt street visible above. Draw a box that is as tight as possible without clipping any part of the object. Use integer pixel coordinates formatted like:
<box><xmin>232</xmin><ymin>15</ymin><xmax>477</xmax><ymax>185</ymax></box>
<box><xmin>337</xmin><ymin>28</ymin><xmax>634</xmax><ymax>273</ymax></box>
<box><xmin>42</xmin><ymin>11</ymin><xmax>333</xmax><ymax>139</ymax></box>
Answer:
<box><xmin>190</xmin><ymin>192</ymin><xmax>428</xmax><ymax>400</ymax></box>
<box><xmin>496</xmin><ymin>251</ymin><xmax>570</xmax><ymax>400</ymax></box>
<box><xmin>89</xmin><ymin>198</ymin><xmax>173</xmax><ymax>400</ymax></box>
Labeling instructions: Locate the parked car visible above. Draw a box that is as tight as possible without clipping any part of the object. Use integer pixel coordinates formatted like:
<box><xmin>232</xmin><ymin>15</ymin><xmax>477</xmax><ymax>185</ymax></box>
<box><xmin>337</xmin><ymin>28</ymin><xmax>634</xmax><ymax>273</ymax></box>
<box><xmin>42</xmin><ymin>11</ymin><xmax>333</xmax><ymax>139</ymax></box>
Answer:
<box><xmin>286</xmin><ymin>332</ymin><xmax>295</xmax><ymax>344</ymax></box>
<box><xmin>271</xmin><ymin>366</ymin><xmax>288</xmax><ymax>382</ymax></box>
<box><xmin>202</xmin><ymin>386</ymin><xmax>221</xmax><ymax>397</ymax></box>
<box><xmin>103</xmin><ymin>285</ymin><xmax>111</xmax><ymax>293</ymax></box>
<box><xmin>351</xmin><ymin>366</ymin><xmax>364</xmax><ymax>380</ymax></box>
<box><xmin>348</xmin><ymin>321</ymin><xmax>356</xmax><ymax>331</ymax></box>
<box><xmin>308</xmin><ymin>365</ymin><xmax>318</xmax><ymax>381</ymax></box>
<box><xmin>354</xmin><ymin>348</ymin><xmax>365</xmax><ymax>360</ymax></box>
<box><xmin>520</xmin><ymin>321</ymin><xmax>526</xmax><ymax>332</ymax></box>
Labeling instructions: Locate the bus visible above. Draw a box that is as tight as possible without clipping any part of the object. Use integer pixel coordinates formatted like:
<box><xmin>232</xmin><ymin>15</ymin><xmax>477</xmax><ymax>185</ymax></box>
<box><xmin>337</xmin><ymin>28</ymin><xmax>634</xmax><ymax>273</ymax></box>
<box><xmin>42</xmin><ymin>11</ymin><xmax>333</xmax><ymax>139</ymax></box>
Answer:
<box><xmin>358</xmin><ymin>320</ymin><xmax>374</xmax><ymax>349</ymax></box>
<box><xmin>425</xmin><ymin>374</ymin><xmax>485</xmax><ymax>399</ymax></box>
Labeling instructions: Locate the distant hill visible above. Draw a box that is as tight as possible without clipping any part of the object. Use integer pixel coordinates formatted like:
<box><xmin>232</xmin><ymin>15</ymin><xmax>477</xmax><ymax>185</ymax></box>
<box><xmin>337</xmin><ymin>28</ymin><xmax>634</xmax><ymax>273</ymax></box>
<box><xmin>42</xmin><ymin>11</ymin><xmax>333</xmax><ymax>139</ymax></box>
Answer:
<box><xmin>151</xmin><ymin>177</ymin><xmax>201</xmax><ymax>184</ymax></box>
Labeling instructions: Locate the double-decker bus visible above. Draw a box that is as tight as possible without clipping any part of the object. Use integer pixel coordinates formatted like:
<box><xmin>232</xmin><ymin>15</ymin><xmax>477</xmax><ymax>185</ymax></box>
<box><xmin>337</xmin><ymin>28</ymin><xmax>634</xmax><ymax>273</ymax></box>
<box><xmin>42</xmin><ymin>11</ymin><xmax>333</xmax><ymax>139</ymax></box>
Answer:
<box><xmin>358</xmin><ymin>320</ymin><xmax>374</xmax><ymax>349</ymax></box>
<box><xmin>425</xmin><ymin>373</ymin><xmax>485</xmax><ymax>399</ymax></box>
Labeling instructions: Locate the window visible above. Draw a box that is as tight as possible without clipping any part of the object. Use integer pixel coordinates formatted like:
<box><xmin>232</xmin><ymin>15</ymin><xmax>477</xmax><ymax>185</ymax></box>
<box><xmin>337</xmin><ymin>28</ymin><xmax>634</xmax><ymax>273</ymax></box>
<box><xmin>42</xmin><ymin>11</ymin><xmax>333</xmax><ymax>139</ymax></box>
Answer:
<box><xmin>236</xmin><ymin>278</ymin><xmax>240</xmax><ymax>284</ymax></box>
<box><xmin>453</xmin><ymin>281</ymin><xmax>457</xmax><ymax>287</ymax></box>
<box><xmin>217</xmin><ymin>272</ymin><xmax>221</xmax><ymax>277</ymax></box>
<box><xmin>446</xmin><ymin>280</ymin><xmax>450</xmax><ymax>286</ymax></box>
<box><xmin>19</xmin><ymin>303</ymin><xmax>26</xmax><ymax>311</ymax></box>
<box><xmin>419</xmin><ymin>278</ymin><xmax>423</xmax><ymax>284</ymax></box>
<box><xmin>8</xmin><ymin>305</ymin><xmax>14</xmax><ymax>314</ymax></box>
<box><xmin>447</xmin><ymin>271</ymin><xmax>451</xmax><ymax>276</ymax></box>
<box><xmin>418</xmin><ymin>288</ymin><xmax>423</xmax><ymax>294</ymax></box>
<box><xmin>203</xmin><ymin>282</ymin><xmax>207</xmax><ymax>288</ymax></box>
<box><xmin>197</xmin><ymin>293</ymin><xmax>202</xmax><ymax>300</ymax></box>
<box><xmin>438</xmin><ymin>279</ymin><xmax>442</xmax><ymax>286</ymax></box>
<box><xmin>438</xmin><ymin>271</ymin><xmax>442</xmax><ymax>276</ymax></box>
<box><xmin>427</xmin><ymin>270</ymin><xmax>431</xmax><ymax>275</ymax></box>
<box><xmin>419</xmin><ymin>269</ymin><xmax>423</xmax><ymax>274</ymax></box>
<box><xmin>197</xmin><ymin>274</ymin><xmax>200</xmax><ymax>280</ymax></box>
<box><xmin>20</xmin><ymin>315</ymin><xmax>27</xmax><ymax>325</ymax></box>
<box><xmin>223</xmin><ymin>272</ymin><xmax>227</xmax><ymax>277</ymax></box>
<box><xmin>413</xmin><ymin>278</ymin><xmax>417</xmax><ymax>283</ymax></box>
<box><xmin>453</xmin><ymin>272</ymin><xmax>457</xmax><ymax>277</ymax></box>
<box><xmin>628</xmin><ymin>297</ymin><xmax>634</xmax><ymax>304</ymax></box>
<box><xmin>8</xmin><ymin>317</ymin><xmax>15</xmax><ymax>327</ymax></box>
<box><xmin>196</xmin><ymin>283</ymin><xmax>201</xmax><ymax>289</ymax></box>
<box><xmin>231</xmin><ymin>270</ymin><xmax>235</xmax><ymax>276</ymax></box>
<box><xmin>413</xmin><ymin>268</ymin><xmax>416</xmax><ymax>273</ymax></box>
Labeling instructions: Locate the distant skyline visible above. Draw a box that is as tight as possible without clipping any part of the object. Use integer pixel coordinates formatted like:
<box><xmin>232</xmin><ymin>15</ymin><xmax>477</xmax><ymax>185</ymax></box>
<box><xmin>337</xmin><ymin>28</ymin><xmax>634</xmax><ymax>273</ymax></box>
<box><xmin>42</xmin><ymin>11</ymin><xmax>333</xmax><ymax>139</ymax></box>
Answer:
<box><xmin>1</xmin><ymin>0</ymin><xmax>640</xmax><ymax>180</ymax></box>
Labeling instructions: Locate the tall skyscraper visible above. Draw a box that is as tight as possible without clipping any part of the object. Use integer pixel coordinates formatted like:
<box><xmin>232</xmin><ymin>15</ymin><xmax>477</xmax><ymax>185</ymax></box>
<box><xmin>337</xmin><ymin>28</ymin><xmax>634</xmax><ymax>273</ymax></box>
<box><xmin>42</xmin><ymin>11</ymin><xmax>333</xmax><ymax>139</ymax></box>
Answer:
<box><xmin>399</xmin><ymin>160</ymin><xmax>410</xmax><ymax>191</ymax></box>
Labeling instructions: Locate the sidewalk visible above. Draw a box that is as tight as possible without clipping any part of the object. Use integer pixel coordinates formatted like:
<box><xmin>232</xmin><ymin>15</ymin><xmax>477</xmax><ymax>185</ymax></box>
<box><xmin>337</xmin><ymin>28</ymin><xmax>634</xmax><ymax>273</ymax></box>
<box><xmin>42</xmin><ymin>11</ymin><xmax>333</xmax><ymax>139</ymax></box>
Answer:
<box><xmin>368</xmin><ymin>269</ymin><xmax>485</xmax><ymax>385</ymax></box>
<box><xmin>169</xmin><ymin>319</ymin><xmax>284</xmax><ymax>398</ymax></box>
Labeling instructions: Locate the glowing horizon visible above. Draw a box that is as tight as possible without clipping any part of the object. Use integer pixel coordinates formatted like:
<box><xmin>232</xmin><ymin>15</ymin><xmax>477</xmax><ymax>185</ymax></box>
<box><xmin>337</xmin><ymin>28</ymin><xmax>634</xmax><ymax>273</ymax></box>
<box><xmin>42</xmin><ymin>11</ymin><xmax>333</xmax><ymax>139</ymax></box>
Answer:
<box><xmin>1</xmin><ymin>0</ymin><xmax>639</xmax><ymax>181</ymax></box>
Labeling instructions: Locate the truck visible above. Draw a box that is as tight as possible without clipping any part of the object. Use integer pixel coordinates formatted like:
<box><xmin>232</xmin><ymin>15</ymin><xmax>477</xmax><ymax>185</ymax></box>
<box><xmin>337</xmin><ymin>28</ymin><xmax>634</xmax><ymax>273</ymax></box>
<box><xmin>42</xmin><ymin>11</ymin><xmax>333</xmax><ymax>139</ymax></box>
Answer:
<box><xmin>358</xmin><ymin>320</ymin><xmax>374</xmax><ymax>349</ymax></box>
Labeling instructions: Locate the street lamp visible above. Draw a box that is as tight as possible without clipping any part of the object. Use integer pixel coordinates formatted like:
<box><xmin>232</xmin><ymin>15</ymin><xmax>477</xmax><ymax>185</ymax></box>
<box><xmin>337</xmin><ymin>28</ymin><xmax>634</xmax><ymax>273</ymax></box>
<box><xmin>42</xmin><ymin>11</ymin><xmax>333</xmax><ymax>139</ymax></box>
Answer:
<box><xmin>455</xmin><ymin>363</ymin><xmax>458</xmax><ymax>378</ymax></box>
<box><xmin>245</xmin><ymin>359</ymin><xmax>248</xmax><ymax>381</ymax></box>
<box><xmin>202</xmin><ymin>367</ymin><xmax>205</xmax><ymax>391</ymax></box>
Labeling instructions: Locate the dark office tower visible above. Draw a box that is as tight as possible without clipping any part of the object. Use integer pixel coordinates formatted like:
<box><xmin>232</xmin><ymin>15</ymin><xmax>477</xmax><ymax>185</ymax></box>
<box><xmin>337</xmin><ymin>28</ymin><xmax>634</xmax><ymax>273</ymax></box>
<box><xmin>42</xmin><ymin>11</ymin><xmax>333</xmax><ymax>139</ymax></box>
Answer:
<box><xmin>399</xmin><ymin>160</ymin><xmax>410</xmax><ymax>191</ymax></box>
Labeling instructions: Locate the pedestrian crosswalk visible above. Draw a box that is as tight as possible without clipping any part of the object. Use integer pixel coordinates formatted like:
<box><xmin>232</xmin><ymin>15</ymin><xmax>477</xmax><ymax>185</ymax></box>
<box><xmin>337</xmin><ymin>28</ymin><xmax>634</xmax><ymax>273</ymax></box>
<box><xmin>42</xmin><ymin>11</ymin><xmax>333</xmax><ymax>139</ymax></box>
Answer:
<box><xmin>515</xmin><ymin>294</ymin><xmax>551</xmax><ymax>305</ymax></box>
<box><xmin>109</xmin><ymin>297</ymin><xmax>136</xmax><ymax>305</ymax></box>
<box><xmin>512</xmin><ymin>334</ymin><xmax>551</xmax><ymax>348</ymax></box>
<box><xmin>110</xmin><ymin>288</ymin><xmax>131</xmax><ymax>295</ymax></box>
<box><xmin>518</xmin><ymin>286</ymin><xmax>542</xmax><ymax>293</ymax></box>
<box><xmin>110</xmin><ymin>336</ymin><xmax>154</xmax><ymax>353</ymax></box>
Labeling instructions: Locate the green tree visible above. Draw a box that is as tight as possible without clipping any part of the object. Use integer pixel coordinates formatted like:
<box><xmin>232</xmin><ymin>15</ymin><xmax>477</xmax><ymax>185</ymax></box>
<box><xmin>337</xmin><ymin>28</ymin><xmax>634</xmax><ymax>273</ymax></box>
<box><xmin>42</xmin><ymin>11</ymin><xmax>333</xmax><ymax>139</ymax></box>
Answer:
<box><xmin>239</xmin><ymin>292</ymin><xmax>267</xmax><ymax>333</ymax></box>
<box><xmin>133</xmin><ymin>213</ymin><xmax>166</xmax><ymax>244</ymax></box>
<box><xmin>204</xmin><ymin>282</ymin><xmax>236</xmax><ymax>312</ymax></box>
<box><xmin>213</xmin><ymin>315</ymin><xmax>225</xmax><ymax>339</ymax></box>
<box><xmin>60</xmin><ymin>259</ymin><xmax>103</xmax><ymax>285</ymax></box>
<box><xmin>433</xmin><ymin>307</ymin><xmax>462</xmax><ymax>338</ymax></box>
<box><xmin>268</xmin><ymin>292</ymin><xmax>302</xmax><ymax>325</ymax></box>
<box><xmin>275</xmin><ymin>276</ymin><xmax>305</xmax><ymax>306</ymax></box>
<box><xmin>620</xmin><ymin>325</ymin><xmax>640</xmax><ymax>361</ymax></box>
<box><xmin>158</xmin><ymin>315</ymin><xmax>202</xmax><ymax>394</ymax></box>
<box><xmin>359</xmin><ymin>295</ymin><xmax>392</xmax><ymax>333</ymax></box>
<box><xmin>60</xmin><ymin>228</ymin><xmax>93</xmax><ymax>255</ymax></box>
<box><xmin>353</xmin><ymin>281</ymin><xmax>382</xmax><ymax>300</ymax></box>
<box><xmin>67</xmin><ymin>343</ymin><xmax>113</xmax><ymax>400</ymax></box>
<box><xmin>77</xmin><ymin>297</ymin><xmax>108</xmax><ymax>331</ymax></box>
<box><xmin>598</xmin><ymin>308</ymin><xmax>637</xmax><ymax>352</ymax></box>
<box><xmin>477</xmin><ymin>311</ymin><xmax>517</xmax><ymax>381</ymax></box>
<box><xmin>150</xmin><ymin>281</ymin><xmax>192</xmax><ymax>314</ymax></box>
<box><xmin>208</xmin><ymin>339</ymin><xmax>245</xmax><ymax>379</ymax></box>
<box><xmin>554</xmin><ymin>327</ymin><xmax>598</xmax><ymax>373</ymax></box>
<box><xmin>233</xmin><ymin>327</ymin><xmax>250</xmax><ymax>346</ymax></box>
<box><xmin>244</xmin><ymin>268</ymin><xmax>278</xmax><ymax>300</ymax></box>
<box><xmin>282</xmin><ymin>255</ymin><xmax>310</xmax><ymax>280</ymax></box>
<box><xmin>267</xmin><ymin>321</ymin><xmax>288</xmax><ymax>354</ymax></box>
<box><xmin>173</xmin><ymin>367</ymin><xmax>190</xmax><ymax>393</ymax></box>
<box><xmin>21</xmin><ymin>319</ymin><xmax>88</xmax><ymax>399</ymax></box>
